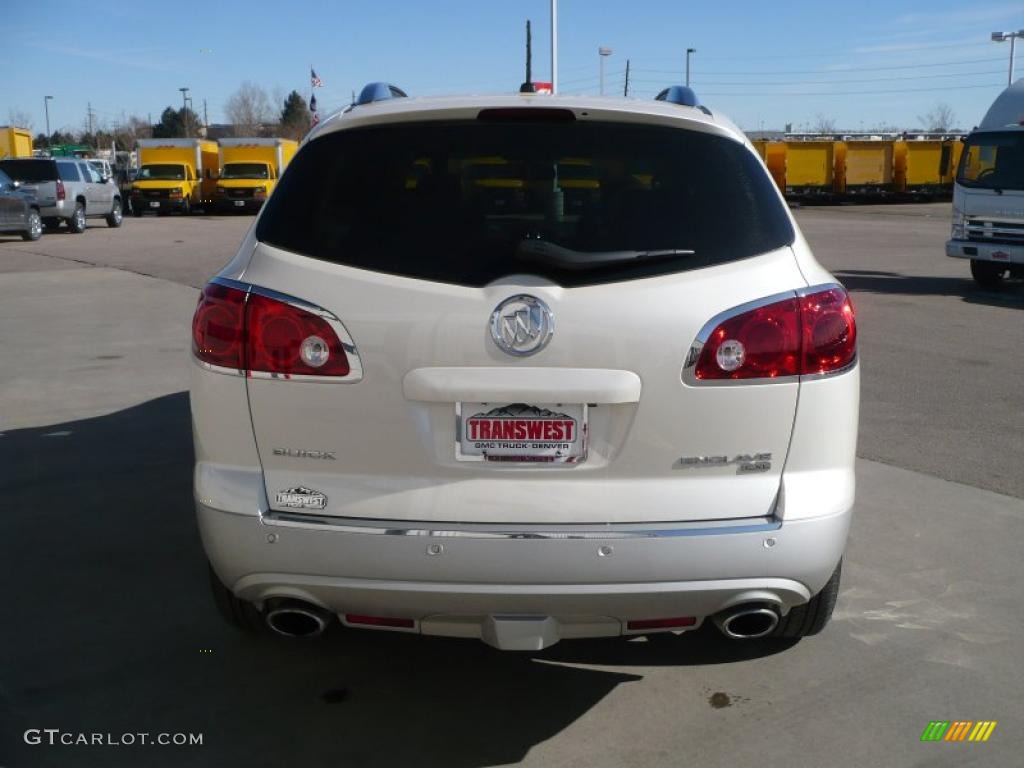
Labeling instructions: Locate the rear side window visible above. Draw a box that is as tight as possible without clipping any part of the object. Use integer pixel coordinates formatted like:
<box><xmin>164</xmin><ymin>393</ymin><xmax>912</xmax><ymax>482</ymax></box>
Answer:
<box><xmin>256</xmin><ymin>120</ymin><xmax>794</xmax><ymax>287</ymax></box>
<box><xmin>57</xmin><ymin>162</ymin><xmax>81</xmax><ymax>182</ymax></box>
<box><xmin>0</xmin><ymin>159</ymin><xmax>57</xmax><ymax>182</ymax></box>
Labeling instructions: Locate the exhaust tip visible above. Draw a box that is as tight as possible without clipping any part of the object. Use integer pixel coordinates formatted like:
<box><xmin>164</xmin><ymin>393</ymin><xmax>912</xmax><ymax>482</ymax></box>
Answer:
<box><xmin>716</xmin><ymin>605</ymin><xmax>779</xmax><ymax>640</ymax></box>
<box><xmin>265</xmin><ymin>599</ymin><xmax>332</xmax><ymax>638</ymax></box>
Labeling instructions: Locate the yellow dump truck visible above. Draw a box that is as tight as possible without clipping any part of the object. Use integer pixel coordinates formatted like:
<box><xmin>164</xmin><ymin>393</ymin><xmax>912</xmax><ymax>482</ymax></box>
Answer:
<box><xmin>215</xmin><ymin>138</ymin><xmax>298</xmax><ymax>213</ymax></box>
<box><xmin>784</xmin><ymin>141</ymin><xmax>836</xmax><ymax>195</ymax></box>
<box><xmin>837</xmin><ymin>140</ymin><xmax>895</xmax><ymax>194</ymax></box>
<box><xmin>0</xmin><ymin>126</ymin><xmax>33</xmax><ymax>159</ymax></box>
<box><xmin>131</xmin><ymin>139</ymin><xmax>219</xmax><ymax>215</ymax></box>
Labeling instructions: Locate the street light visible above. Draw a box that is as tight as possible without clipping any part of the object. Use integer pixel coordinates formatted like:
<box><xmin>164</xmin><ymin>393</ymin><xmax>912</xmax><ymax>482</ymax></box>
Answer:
<box><xmin>992</xmin><ymin>30</ymin><xmax>1024</xmax><ymax>85</ymax></box>
<box><xmin>599</xmin><ymin>46</ymin><xmax>613</xmax><ymax>95</ymax></box>
<box><xmin>179</xmin><ymin>86</ymin><xmax>190</xmax><ymax>137</ymax></box>
<box><xmin>43</xmin><ymin>95</ymin><xmax>53</xmax><ymax>145</ymax></box>
<box><xmin>686</xmin><ymin>48</ymin><xmax>696</xmax><ymax>87</ymax></box>
<box><xmin>550</xmin><ymin>0</ymin><xmax>558</xmax><ymax>94</ymax></box>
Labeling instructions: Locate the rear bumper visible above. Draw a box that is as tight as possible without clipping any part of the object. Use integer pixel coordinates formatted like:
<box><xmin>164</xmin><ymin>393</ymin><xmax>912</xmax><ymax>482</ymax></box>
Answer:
<box><xmin>947</xmin><ymin>238</ymin><xmax>1024</xmax><ymax>264</ymax></box>
<box><xmin>198</xmin><ymin>498</ymin><xmax>850</xmax><ymax>643</ymax></box>
<box><xmin>131</xmin><ymin>197</ymin><xmax>188</xmax><ymax>213</ymax></box>
<box><xmin>216</xmin><ymin>197</ymin><xmax>264</xmax><ymax>212</ymax></box>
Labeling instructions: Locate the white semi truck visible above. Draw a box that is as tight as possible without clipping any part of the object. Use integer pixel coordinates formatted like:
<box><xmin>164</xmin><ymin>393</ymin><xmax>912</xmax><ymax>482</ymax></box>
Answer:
<box><xmin>947</xmin><ymin>79</ymin><xmax>1024</xmax><ymax>288</ymax></box>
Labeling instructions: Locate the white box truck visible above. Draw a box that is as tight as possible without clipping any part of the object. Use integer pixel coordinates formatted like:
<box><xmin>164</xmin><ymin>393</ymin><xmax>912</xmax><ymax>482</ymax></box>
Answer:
<box><xmin>946</xmin><ymin>79</ymin><xmax>1024</xmax><ymax>288</ymax></box>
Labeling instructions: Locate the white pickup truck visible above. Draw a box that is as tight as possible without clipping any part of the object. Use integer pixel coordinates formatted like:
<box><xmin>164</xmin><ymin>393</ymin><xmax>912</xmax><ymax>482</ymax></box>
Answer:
<box><xmin>947</xmin><ymin>79</ymin><xmax>1024</xmax><ymax>288</ymax></box>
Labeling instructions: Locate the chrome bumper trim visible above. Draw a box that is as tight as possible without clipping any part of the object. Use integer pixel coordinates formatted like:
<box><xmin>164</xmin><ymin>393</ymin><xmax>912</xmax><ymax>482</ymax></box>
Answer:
<box><xmin>259</xmin><ymin>510</ymin><xmax>781</xmax><ymax>539</ymax></box>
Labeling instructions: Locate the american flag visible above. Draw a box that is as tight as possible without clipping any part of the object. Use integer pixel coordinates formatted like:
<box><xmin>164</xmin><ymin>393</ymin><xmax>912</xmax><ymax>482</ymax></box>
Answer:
<box><xmin>310</xmin><ymin>68</ymin><xmax>323</xmax><ymax>88</ymax></box>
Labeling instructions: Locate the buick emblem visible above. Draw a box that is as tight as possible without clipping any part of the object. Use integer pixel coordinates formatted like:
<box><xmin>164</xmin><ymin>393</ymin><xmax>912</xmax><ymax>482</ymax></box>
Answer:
<box><xmin>490</xmin><ymin>295</ymin><xmax>554</xmax><ymax>356</ymax></box>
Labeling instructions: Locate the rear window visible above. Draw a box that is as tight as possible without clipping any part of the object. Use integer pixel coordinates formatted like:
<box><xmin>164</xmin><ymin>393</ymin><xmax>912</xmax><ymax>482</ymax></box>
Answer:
<box><xmin>57</xmin><ymin>162</ymin><xmax>81</xmax><ymax>182</ymax></box>
<box><xmin>256</xmin><ymin>119</ymin><xmax>794</xmax><ymax>287</ymax></box>
<box><xmin>0</xmin><ymin>159</ymin><xmax>57</xmax><ymax>183</ymax></box>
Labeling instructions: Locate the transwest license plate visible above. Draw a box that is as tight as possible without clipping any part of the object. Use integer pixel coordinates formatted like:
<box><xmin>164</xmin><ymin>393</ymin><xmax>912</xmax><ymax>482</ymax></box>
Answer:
<box><xmin>457</xmin><ymin>402</ymin><xmax>587</xmax><ymax>463</ymax></box>
<box><xmin>234</xmin><ymin>200</ymin><xmax>245</xmax><ymax>207</ymax></box>
<box><xmin>149</xmin><ymin>201</ymin><xmax>159</xmax><ymax>208</ymax></box>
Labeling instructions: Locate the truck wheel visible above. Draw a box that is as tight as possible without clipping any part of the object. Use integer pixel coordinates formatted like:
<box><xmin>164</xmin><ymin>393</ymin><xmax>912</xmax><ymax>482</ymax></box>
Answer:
<box><xmin>208</xmin><ymin>565</ymin><xmax>265</xmax><ymax>634</ymax></box>
<box><xmin>770</xmin><ymin>559</ymin><xmax>841</xmax><ymax>639</ymax></box>
<box><xmin>68</xmin><ymin>202</ymin><xmax>86</xmax><ymax>233</ymax></box>
<box><xmin>22</xmin><ymin>210</ymin><xmax>43</xmax><ymax>241</ymax></box>
<box><xmin>106</xmin><ymin>199</ymin><xmax>123</xmax><ymax>228</ymax></box>
<box><xmin>182</xmin><ymin>198</ymin><xmax>192</xmax><ymax>216</ymax></box>
<box><xmin>970</xmin><ymin>260</ymin><xmax>1007</xmax><ymax>290</ymax></box>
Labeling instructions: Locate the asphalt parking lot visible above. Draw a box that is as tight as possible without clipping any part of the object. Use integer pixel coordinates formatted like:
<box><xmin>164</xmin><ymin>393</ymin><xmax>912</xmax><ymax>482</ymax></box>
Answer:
<box><xmin>1</xmin><ymin>206</ymin><xmax>1022</xmax><ymax>767</ymax></box>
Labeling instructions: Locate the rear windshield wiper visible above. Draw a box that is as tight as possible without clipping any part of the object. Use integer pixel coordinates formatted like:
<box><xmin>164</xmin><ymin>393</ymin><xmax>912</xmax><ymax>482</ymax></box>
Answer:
<box><xmin>516</xmin><ymin>239</ymin><xmax>695</xmax><ymax>270</ymax></box>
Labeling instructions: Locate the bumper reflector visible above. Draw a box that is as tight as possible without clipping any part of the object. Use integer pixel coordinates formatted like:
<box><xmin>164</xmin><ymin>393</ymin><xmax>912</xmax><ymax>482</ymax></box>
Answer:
<box><xmin>626</xmin><ymin>617</ymin><xmax>697</xmax><ymax>631</ymax></box>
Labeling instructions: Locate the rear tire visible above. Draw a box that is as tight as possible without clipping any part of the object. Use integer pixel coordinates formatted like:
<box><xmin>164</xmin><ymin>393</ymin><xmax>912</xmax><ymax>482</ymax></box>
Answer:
<box><xmin>208</xmin><ymin>565</ymin><xmax>265</xmax><ymax>634</ymax></box>
<box><xmin>22</xmin><ymin>210</ymin><xmax>42</xmax><ymax>241</ymax></box>
<box><xmin>106</xmin><ymin>199</ymin><xmax>123</xmax><ymax>228</ymax></box>
<box><xmin>68</xmin><ymin>202</ymin><xmax>86</xmax><ymax>233</ymax></box>
<box><xmin>970</xmin><ymin>260</ymin><xmax>1007</xmax><ymax>290</ymax></box>
<box><xmin>770</xmin><ymin>559</ymin><xmax>841</xmax><ymax>639</ymax></box>
<box><xmin>182</xmin><ymin>197</ymin><xmax>192</xmax><ymax>216</ymax></box>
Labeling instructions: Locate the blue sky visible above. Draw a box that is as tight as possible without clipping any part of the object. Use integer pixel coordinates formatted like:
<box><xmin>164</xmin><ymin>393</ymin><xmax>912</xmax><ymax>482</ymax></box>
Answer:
<box><xmin>2</xmin><ymin>0</ymin><xmax>1022</xmax><ymax>135</ymax></box>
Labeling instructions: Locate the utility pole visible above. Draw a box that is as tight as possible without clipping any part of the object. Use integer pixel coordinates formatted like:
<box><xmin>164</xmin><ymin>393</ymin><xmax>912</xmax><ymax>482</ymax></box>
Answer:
<box><xmin>550</xmin><ymin>0</ymin><xmax>558</xmax><ymax>94</ymax></box>
<box><xmin>624</xmin><ymin>59</ymin><xmax>631</xmax><ymax>97</ymax></box>
<box><xmin>87</xmin><ymin>102</ymin><xmax>94</xmax><ymax>136</ymax></box>
<box><xmin>179</xmin><ymin>87</ymin><xmax>190</xmax><ymax>137</ymax></box>
<box><xmin>203</xmin><ymin>99</ymin><xmax>208</xmax><ymax>133</ymax></box>
<box><xmin>44</xmin><ymin>95</ymin><xmax>53</xmax><ymax>145</ymax></box>
<box><xmin>520</xmin><ymin>19</ymin><xmax>533</xmax><ymax>91</ymax></box>
<box><xmin>599</xmin><ymin>46</ymin><xmax>613</xmax><ymax>95</ymax></box>
<box><xmin>686</xmin><ymin>48</ymin><xmax>696</xmax><ymax>87</ymax></box>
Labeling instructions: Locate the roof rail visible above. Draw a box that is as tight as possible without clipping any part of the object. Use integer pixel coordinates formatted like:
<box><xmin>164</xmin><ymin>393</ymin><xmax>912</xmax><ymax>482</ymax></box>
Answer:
<box><xmin>655</xmin><ymin>85</ymin><xmax>712</xmax><ymax>116</ymax></box>
<box><xmin>356</xmin><ymin>82</ymin><xmax>408</xmax><ymax>106</ymax></box>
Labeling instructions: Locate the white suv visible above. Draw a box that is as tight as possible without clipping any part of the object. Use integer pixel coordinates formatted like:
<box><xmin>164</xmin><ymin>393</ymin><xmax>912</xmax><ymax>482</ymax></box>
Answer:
<box><xmin>191</xmin><ymin>83</ymin><xmax>859</xmax><ymax>650</ymax></box>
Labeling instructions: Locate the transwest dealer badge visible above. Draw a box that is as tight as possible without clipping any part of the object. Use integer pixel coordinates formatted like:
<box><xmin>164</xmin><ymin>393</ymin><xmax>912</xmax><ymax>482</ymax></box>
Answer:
<box><xmin>275</xmin><ymin>486</ymin><xmax>327</xmax><ymax>510</ymax></box>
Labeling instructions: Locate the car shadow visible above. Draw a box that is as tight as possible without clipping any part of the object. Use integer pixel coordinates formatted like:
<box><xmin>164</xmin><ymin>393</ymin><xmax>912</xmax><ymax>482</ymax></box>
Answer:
<box><xmin>834</xmin><ymin>268</ymin><xmax>1024</xmax><ymax>309</ymax></box>
<box><xmin>1</xmin><ymin>393</ymin><xmax>795</xmax><ymax>768</ymax></box>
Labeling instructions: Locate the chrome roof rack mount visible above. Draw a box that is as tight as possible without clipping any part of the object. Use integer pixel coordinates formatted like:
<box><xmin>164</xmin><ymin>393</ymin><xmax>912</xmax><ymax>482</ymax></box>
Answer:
<box><xmin>356</xmin><ymin>82</ymin><xmax>408</xmax><ymax>106</ymax></box>
<box><xmin>655</xmin><ymin>85</ymin><xmax>712</xmax><ymax>116</ymax></box>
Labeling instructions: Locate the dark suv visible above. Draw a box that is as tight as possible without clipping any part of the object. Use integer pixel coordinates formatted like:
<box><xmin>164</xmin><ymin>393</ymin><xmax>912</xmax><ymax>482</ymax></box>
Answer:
<box><xmin>0</xmin><ymin>158</ymin><xmax>122</xmax><ymax>233</ymax></box>
<box><xmin>0</xmin><ymin>168</ymin><xmax>42</xmax><ymax>241</ymax></box>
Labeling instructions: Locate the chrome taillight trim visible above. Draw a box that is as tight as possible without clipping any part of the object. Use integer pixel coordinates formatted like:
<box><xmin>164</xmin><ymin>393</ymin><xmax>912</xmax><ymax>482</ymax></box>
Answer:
<box><xmin>196</xmin><ymin>276</ymin><xmax>364</xmax><ymax>383</ymax></box>
<box><xmin>681</xmin><ymin>282</ymin><xmax>854</xmax><ymax>387</ymax></box>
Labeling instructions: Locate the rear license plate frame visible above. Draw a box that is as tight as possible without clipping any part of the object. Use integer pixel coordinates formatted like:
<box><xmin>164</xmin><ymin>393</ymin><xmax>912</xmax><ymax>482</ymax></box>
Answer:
<box><xmin>455</xmin><ymin>402</ymin><xmax>588</xmax><ymax>464</ymax></box>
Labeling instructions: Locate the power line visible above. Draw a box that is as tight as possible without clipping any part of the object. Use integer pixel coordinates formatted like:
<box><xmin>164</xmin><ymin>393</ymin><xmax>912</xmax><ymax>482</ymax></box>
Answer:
<box><xmin>629</xmin><ymin>68</ymin><xmax>1007</xmax><ymax>87</ymax></box>
<box><xmin>692</xmin><ymin>82</ymin><xmax>1004</xmax><ymax>97</ymax></box>
<box><xmin>632</xmin><ymin>56</ymin><xmax>1007</xmax><ymax>76</ymax></box>
<box><xmin>653</xmin><ymin>39</ymin><xmax>993</xmax><ymax>62</ymax></box>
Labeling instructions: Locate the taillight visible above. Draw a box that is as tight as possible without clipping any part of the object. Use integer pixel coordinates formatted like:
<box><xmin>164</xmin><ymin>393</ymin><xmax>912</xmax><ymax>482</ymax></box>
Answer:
<box><xmin>56</xmin><ymin>180</ymin><xmax>66</xmax><ymax>201</ymax></box>
<box><xmin>247</xmin><ymin>293</ymin><xmax>350</xmax><ymax>376</ymax></box>
<box><xmin>191</xmin><ymin>282</ymin><xmax>351</xmax><ymax>377</ymax></box>
<box><xmin>192</xmin><ymin>283</ymin><xmax>245</xmax><ymax>370</ymax></box>
<box><xmin>690</xmin><ymin>286</ymin><xmax>856</xmax><ymax>382</ymax></box>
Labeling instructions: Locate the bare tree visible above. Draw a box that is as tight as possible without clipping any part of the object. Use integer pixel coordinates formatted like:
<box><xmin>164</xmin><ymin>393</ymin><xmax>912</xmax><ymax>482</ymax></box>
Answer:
<box><xmin>918</xmin><ymin>103</ymin><xmax>956</xmax><ymax>133</ymax></box>
<box><xmin>225</xmin><ymin>81</ymin><xmax>274</xmax><ymax>137</ymax></box>
<box><xmin>811</xmin><ymin>113</ymin><xmax>837</xmax><ymax>134</ymax></box>
<box><xmin>7</xmin><ymin>108</ymin><xmax>33</xmax><ymax>131</ymax></box>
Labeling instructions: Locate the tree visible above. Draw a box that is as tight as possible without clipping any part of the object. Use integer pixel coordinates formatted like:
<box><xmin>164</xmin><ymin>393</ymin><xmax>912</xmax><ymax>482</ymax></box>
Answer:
<box><xmin>225</xmin><ymin>81</ymin><xmax>274</xmax><ymax>137</ymax></box>
<box><xmin>919</xmin><ymin>103</ymin><xmax>956</xmax><ymax>133</ymax></box>
<box><xmin>152</xmin><ymin>105</ymin><xmax>201</xmax><ymax>138</ymax></box>
<box><xmin>811</xmin><ymin>114</ymin><xmax>837</xmax><ymax>134</ymax></box>
<box><xmin>8</xmin><ymin>109</ymin><xmax>34</xmax><ymax>131</ymax></box>
<box><xmin>279</xmin><ymin>90</ymin><xmax>311</xmax><ymax>140</ymax></box>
